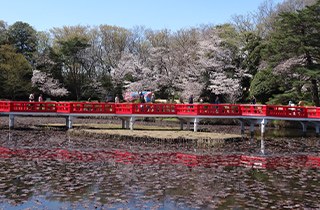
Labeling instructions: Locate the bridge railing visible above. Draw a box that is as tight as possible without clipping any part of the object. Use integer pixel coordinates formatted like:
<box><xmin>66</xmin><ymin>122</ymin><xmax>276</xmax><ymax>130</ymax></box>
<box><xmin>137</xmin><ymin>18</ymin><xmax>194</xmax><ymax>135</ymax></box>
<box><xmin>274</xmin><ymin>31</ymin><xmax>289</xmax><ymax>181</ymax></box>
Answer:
<box><xmin>176</xmin><ymin>104</ymin><xmax>199</xmax><ymax>115</ymax></box>
<box><xmin>2</xmin><ymin>101</ymin><xmax>320</xmax><ymax>119</ymax></box>
<box><xmin>115</xmin><ymin>103</ymin><xmax>177</xmax><ymax>115</ymax></box>
<box><xmin>240</xmin><ymin>105</ymin><xmax>267</xmax><ymax>116</ymax></box>
<box><xmin>57</xmin><ymin>102</ymin><xmax>115</xmax><ymax>114</ymax></box>
<box><xmin>266</xmin><ymin>105</ymin><xmax>308</xmax><ymax>118</ymax></box>
<box><xmin>115</xmin><ymin>103</ymin><xmax>133</xmax><ymax>114</ymax></box>
<box><xmin>132</xmin><ymin>103</ymin><xmax>177</xmax><ymax>115</ymax></box>
<box><xmin>56</xmin><ymin>102</ymin><xmax>72</xmax><ymax>113</ymax></box>
<box><xmin>306</xmin><ymin>107</ymin><xmax>320</xmax><ymax>118</ymax></box>
<box><xmin>198</xmin><ymin>104</ymin><xmax>241</xmax><ymax>116</ymax></box>
<box><xmin>9</xmin><ymin>101</ymin><xmax>57</xmax><ymax>113</ymax></box>
<box><xmin>0</xmin><ymin>101</ymin><xmax>10</xmax><ymax>112</ymax></box>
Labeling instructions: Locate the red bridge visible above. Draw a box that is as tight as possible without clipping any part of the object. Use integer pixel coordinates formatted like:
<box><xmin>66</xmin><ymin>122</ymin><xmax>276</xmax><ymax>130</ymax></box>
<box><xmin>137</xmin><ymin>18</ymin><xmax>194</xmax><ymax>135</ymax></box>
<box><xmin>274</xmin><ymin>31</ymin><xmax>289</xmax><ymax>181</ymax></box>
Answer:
<box><xmin>1</xmin><ymin>101</ymin><xmax>320</xmax><ymax>136</ymax></box>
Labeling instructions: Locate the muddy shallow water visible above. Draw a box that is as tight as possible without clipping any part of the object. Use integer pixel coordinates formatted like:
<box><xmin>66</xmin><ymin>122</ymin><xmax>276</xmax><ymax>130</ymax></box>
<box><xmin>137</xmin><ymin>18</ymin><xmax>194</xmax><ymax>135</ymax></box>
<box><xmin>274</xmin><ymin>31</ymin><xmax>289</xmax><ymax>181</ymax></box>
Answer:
<box><xmin>0</xmin><ymin>116</ymin><xmax>319</xmax><ymax>209</ymax></box>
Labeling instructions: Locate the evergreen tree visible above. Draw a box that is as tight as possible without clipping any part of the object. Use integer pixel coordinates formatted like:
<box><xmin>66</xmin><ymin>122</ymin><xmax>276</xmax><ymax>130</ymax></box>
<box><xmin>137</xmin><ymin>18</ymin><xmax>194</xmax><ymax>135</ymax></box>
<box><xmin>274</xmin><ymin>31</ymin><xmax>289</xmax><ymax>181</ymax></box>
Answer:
<box><xmin>5</xmin><ymin>21</ymin><xmax>37</xmax><ymax>63</ymax></box>
<box><xmin>0</xmin><ymin>45</ymin><xmax>32</xmax><ymax>100</ymax></box>
<box><xmin>264</xmin><ymin>0</ymin><xmax>320</xmax><ymax>106</ymax></box>
<box><xmin>249</xmin><ymin>69</ymin><xmax>281</xmax><ymax>104</ymax></box>
<box><xmin>57</xmin><ymin>37</ymin><xmax>91</xmax><ymax>100</ymax></box>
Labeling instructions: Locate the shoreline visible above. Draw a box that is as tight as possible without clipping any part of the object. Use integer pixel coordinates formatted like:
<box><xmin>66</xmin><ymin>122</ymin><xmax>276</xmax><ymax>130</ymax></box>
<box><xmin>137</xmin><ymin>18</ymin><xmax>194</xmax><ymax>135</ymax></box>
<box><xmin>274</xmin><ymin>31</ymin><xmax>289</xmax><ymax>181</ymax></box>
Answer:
<box><xmin>67</xmin><ymin>127</ymin><xmax>244</xmax><ymax>147</ymax></box>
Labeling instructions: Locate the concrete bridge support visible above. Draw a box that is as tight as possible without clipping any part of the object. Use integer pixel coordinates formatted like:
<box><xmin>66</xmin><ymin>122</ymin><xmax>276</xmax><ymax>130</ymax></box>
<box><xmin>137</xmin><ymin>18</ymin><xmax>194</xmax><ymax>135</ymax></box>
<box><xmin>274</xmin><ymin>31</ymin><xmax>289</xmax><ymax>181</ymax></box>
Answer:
<box><xmin>122</xmin><ymin>119</ymin><xmax>125</xmax><ymax>129</ymax></box>
<box><xmin>301</xmin><ymin>121</ymin><xmax>320</xmax><ymax>137</ymax></box>
<box><xmin>179</xmin><ymin>117</ymin><xmax>201</xmax><ymax>132</ymax></box>
<box><xmin>66</xmin><ymin>116</ymin><xmax>75</xmax><ymax>129</ymax></box>
<box><xmin>120</xmin><ymin>118</ymin><xmax>130</xmax><ymax>129</ymax></box>
<box><xmin>240</xmin><ymin>121</ymin><xmax>245</xmax><ymax>135</ymax></box>
<box><xmin>119</xmin><ymin>117</ymin><xmax>133</xmax><ymax>129</ymax></box>
<box><xmin>260</xmin><ymin>118</ymin><xmax>269</xmax><ymax>139</ymax></box>
<box><xmin>300</xmin><ymin>122</ymin><xmax>307</xmax><ymax>137</ymax></box>
<box><xmin>193</xmin><ymin>118</ymin><xmax>200</xmax><ymax>132</ymax></box>
<box><xmin>130</xmin><ymin>117</ymin><xmax>137</xmax><ymax>130</ymax></box>
<box><xmin>9</xmin><ymin>114</ymin><xmax>15</xmax><ymax>129</ymax></box>
<box><xmin>250</xmin><ymin>123</ymin><xmax>255</xmax><ymax>138</ymax></box>
<box><xmin>240</xmin><ymin>118</ymin><xmax>269</xmax><ymax>139</ymax></box>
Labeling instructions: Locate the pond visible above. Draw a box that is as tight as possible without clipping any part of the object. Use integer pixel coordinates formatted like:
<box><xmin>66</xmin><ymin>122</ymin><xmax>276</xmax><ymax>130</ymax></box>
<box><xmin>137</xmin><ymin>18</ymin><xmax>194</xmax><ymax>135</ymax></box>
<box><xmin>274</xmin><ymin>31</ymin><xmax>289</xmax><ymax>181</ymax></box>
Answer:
<box><xmin>0</xmin><ymin>117</ymin><xmax>319</xmax><ymax>209</ymax></box>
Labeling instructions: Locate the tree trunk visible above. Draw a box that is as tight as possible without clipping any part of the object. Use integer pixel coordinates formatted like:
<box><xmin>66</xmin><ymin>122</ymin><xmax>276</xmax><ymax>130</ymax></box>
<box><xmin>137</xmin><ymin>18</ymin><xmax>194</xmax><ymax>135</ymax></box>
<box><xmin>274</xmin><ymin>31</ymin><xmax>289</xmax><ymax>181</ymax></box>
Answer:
<box><xmin>311</xmin><ymin>79</ymin><xmax>319</xmax><ymax>107</ymax></box>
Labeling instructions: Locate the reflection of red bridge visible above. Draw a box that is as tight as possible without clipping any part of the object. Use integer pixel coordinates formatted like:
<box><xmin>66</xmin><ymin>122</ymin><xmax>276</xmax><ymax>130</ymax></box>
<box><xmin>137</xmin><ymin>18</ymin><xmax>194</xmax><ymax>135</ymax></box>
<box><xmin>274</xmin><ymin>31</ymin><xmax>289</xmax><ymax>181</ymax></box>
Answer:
<box><xmin>1</xmin><ymin>101</ymin><xmax>320</xmax><ymax>135</ymax></box>
<box><xmin>1</xmin><ymin>146</ymin><xmax>319</xmax><ymax>169</ymax></box>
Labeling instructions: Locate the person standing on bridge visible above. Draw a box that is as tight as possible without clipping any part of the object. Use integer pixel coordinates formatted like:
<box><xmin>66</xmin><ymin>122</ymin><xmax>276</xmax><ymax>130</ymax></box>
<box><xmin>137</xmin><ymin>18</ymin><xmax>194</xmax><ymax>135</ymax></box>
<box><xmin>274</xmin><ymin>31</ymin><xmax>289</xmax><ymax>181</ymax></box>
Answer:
<box><xmin>151</xmin><ymin>93</ymin><xmax>155</xmax><ymax>103</ymax></box>
<box><xmin>298</xmin><ymin>99</ymin><xmax>304</xmax><ymax>107</ymax></box>
<box><xmin>115</xmin><ymin>94</ymin><xmax>120</xmax><ymax>103</ymax></box>
<box><xmin>251</xmin><ymin>95</ymin><xmax>256</xmax><ymax>105</ymax></box>
<box><xmin>38</xmin><ymin>94</ymin><xmax>43</xmax><ymax>102</ymax></box>
<box><xmin>189</xmin><ymin>95</ymin><xmax>193</xmax><ymax>104</ymax></box>
<box><xmin>140</xmin><ymin>94</ymin><xmax>145</xmax><ymax>103</ymax></box>
<box><xmin>215</xmin><ymin>96</ymin><xmax>220</xmax><ymax>104</ymax></box>
<box><xmin>29</xmin><ymin>93</ymin><xmax>34</xmax><ymax>102</ymax></box>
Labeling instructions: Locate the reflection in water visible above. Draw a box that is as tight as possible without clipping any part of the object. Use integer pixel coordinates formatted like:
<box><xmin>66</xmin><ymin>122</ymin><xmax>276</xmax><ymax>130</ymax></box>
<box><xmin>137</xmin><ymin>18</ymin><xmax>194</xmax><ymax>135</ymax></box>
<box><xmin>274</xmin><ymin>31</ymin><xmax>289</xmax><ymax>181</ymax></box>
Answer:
<box><xmin>261</xmin><ymin>138</ymin><xmax>265</xmax><ymax>155</ymax></box>
<box><xmin>254</xmin><ymin>127</ymin><xmax>317</xmax><ymax>138</ymax></box>
<box><xmin>0</xmin><ymin>145</ymin><xmax>319</xmax><ymax>209</ymax></box>
<box><xmin>8</xmin><ymin>132</ymin><xmax>12</xmax><ymax>141</ymax></box>
<box><xmin>0</xmin><ymin>146</ymin><xmax>320</xmax><ymax>169</ymax></box>
<box><xmin>0</xmin><ymin>125</ymin><xmax>320</xmax><ymax>209</ymax></box>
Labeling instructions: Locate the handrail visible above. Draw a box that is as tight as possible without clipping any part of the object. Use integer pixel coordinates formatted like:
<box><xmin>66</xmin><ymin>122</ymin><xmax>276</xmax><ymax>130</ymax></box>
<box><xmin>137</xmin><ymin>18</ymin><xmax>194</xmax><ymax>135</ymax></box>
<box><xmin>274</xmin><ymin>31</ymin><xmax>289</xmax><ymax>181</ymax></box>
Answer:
<box><xmin>240</xmin><ymin>104</ymin><xmax>267</xmax><ymax>116</ymax></box>
<box><xmin>266</xmin><ymin>105</ymin><xmax>307</xmax><ymax>118</ymax></box>
<box><xmin>0</xmin><ymin>101</ymin><xmax>318</xmax><ymax>119</ymax></box>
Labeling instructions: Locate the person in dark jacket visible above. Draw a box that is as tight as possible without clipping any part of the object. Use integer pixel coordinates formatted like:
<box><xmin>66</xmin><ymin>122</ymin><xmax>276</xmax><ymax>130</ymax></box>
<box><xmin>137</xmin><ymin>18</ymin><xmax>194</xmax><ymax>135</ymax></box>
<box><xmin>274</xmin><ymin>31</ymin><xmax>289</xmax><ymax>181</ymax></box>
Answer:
<box><xmin>140</xmin><ymin>94</ymin><xmax>145</xmax><ymax>103</ymax></box>
<box><xmin>189</xmin><ymin>95</ymin><xmax>193</xmax><ymax>104</ymax></box>
<box><xmin>251</xmin><ymin>95</ymin><xmax>256</xmax><ymax>105</ymax></box>
<box><xmin>215</xmin><ymin>96</ymin><xmax>220</xmax><ymax>104</ymax></box>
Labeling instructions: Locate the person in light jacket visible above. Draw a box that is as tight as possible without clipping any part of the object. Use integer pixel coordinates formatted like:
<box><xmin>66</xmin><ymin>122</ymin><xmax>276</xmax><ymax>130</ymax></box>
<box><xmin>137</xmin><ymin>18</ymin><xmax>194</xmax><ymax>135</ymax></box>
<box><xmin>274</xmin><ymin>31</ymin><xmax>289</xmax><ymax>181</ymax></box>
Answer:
<box><xmin>38</xmin><ymin>94</ymin><xmax>43</xmax><ymax>102</ymax></box>
<box><xmin>115</xmin><ymin>94</ymin><xmax>120</xmax><ymax>103</ymax></box>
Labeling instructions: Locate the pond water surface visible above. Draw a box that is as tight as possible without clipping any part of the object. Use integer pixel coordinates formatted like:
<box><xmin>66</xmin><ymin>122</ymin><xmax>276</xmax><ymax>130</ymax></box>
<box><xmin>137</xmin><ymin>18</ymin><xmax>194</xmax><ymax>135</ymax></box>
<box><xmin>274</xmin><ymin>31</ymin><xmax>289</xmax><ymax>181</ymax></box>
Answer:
<box><xmin>0</xmin><ymin>117</ymin><xmax>319</xmax><ymax>209</ymax></box>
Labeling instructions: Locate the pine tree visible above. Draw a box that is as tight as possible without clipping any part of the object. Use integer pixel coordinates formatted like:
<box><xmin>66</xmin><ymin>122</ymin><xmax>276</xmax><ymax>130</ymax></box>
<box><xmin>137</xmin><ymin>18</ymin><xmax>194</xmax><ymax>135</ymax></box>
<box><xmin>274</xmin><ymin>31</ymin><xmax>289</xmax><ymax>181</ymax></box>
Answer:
<box><xmin>264</xmin><ymin>0</ymin><xmax>320</xmax><ymax>106</ymax></box>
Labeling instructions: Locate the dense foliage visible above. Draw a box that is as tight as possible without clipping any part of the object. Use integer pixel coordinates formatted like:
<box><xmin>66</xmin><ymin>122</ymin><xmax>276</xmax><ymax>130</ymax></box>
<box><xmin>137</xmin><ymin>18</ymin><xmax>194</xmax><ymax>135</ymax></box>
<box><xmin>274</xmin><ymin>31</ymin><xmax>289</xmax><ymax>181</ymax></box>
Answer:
<box><xmin>0</xmin><ymin>0</ymin><xmax>319</xmax><ymax>106</ymax></box>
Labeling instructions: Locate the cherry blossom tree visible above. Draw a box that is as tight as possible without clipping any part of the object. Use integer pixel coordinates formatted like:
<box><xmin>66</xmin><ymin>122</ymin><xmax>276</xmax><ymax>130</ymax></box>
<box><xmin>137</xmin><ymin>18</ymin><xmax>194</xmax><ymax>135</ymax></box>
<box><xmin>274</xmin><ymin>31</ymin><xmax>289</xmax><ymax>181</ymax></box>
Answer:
<box><xmin>112</xmin><ymin>28</ymin><xmax>203</xmax><ymax>101</ymax></box>
<box><xmin>31</xmin><ymin>70</ymin><xmax>69</xmax><ymax>98</ymax></box>
<box><xmin>111</xmin><ymin>51</ymin><xmax>152</xmax><ymax>94</ymax></box>
<box><xmin>197</xmin><ymin>29</ymin><xmax>251</xmax><ymax>104</ymax></box>
<box><xmin>112</xmin><ymin>28</ymin><xmax>251</xmax><ymax>103</ymax></box>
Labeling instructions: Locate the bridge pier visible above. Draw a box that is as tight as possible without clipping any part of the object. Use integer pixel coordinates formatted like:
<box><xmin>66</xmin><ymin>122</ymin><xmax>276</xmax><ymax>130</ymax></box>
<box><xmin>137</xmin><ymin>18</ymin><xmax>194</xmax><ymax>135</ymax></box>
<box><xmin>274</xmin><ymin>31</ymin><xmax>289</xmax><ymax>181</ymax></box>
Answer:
<box><xmin>9</xmin><ymin>114</ymin><xmax>16</xmax><ymax>129</ymax></box>
<box><xmin>119</xmin><ymin>117</ymin><xmax>131</xmax><ymax>129</ymax></box>
<box><xmin>126</xmin><ymin>120</ymin><xmax>130</xmax><ymax>129</ymax></box>
<box><xmin>300</xmin><ymin>122</ymin><xmax>307</xmax><ymax>137</ymax></box>
<box><xmin>260</xmin><ymin>118</ymin><xmax>268</xmax><ymax>139</ymax></box>
<box><xmin>240</xmin><ymin>121</ymin><xmax>245</xmax><ymax>135</ymax></box>
<box><xmin>122</xmin><ymin>119</ymin><xmax>125</xmax><ymax>129</ymax></box>
<box><xmin>130</xmin><ymin>117</ymin><xmax>137</xmax><ymax>130</ymax></box>
<box><xmin>121</xmin><ymin>119</ymin><xmax>129</xmax><ymax>129</ymax></box>
<box><xmin>241</xmin><ymin>118</ymin><xmax>269</xmax><ymax>139</ymax></box>
<box><xmin>250</xmin><ymin>123</ymin><xmax>255</xmax><ymax>138</ymax></box>
<box><xmin>193</xmin><ymin>118</ymin><xmax>200</xmax><ymax>132</ymax></box>
<box><xmin>178</xmin><ymin>118</ymin><xmax>201</xmax><ymax>132</ymax></box>
<box><xmin>66</xmin><ymin>116</ymin><xmax>75</xmax><ymax>129</ymax></box>
<box><xmin>301</xmin><ymin>121</ymin><xmax>320</xmax><ymax>137</ymax></box>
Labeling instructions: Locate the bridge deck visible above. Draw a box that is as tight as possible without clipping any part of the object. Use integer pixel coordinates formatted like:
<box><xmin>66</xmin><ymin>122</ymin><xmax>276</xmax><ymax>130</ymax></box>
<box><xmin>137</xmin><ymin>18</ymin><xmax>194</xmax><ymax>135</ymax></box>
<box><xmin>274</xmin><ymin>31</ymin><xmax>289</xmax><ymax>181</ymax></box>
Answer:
<box><xmin>1</xmin><ymin>101</ymin><xmax>319</xmax><ymax>118</ymax></box>
<box><xmin>1</xmin><ymin>101</ymin><xmax>320</xmax><ymax>134</ymax></box>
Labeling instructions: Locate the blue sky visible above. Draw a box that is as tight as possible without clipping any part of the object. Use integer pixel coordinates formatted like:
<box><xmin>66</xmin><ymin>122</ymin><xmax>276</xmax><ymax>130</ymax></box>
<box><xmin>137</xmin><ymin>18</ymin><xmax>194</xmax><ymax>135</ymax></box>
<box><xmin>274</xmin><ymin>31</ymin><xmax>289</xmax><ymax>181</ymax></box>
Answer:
<box><xmin>2</xmin><ymin>0</ymin><xmax>285</xmax><ymax>32</ymax></box>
